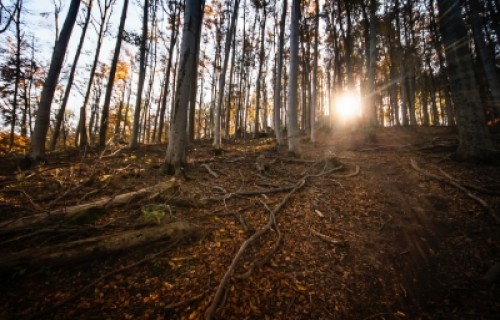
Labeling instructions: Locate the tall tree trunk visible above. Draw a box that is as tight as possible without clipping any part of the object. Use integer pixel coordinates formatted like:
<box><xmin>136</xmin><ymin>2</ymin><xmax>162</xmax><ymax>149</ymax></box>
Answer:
<box><xmin>437</xmin><ymin>0</ymin><xmax>494</xmax><ymax>160</ymax></box>
<box><xmin>30</xmin><ymin>0</ymin><xmax>80</xmax><ymax>161</ymax></box>
<box><xmin>163</xmin><ymin>0</ymin><xmax>205</xmax><ymax>175</ymax></box>
<box><xmin>99</xmin><ymin>0</ymin><xmax>128</xmax><ymax>147</ymax></box>
<box><xmin>310</xmin><ymin>0</ymin><xmax>319</xmax><ymax>142</ymax></box>
<box><xmin>273</xmin><ymin>0</ymin><xmax>287</xmax><ymax>146</ymax></box>
<box><xmin>365</xmin><ymin>0</ymin><xmax>377</xmax><ymax>129</ymax></box>
<box><xmin>78</xmin><ymin>0</ymin><xmax>112</xmax><ymax>149</ymax></box>
<box><xmin>187</xmin><ymin>5</ymin><xmax>203</xmax><ymax>143</ymax></box>
<box><xmin>469</xmin><ymin>0</ymin><xmax>500</xmax><ymax>119</ymax></box>
<box><xmin>9</xmin><ymin>0</ymin><xmax>21</xmax><ymax>150</ymax></box>
<box><xmin>157</xmin><ymin>3</ymin><xmax>179</xmax><ymax>143</ymax></box>
<box><xmin>253</xmin><ymin>4</ymin><xmax>266</xmax><ymax>139</ymax></box>
<box><xmin>213</xmin><ymin>0</ymin><xmax>240</xmax><ymax>149</ymax></box>
<box><xmin>224</xmin><ymin>31</ymin><xmax>236</xmax><ymax>139</ymax></box>
<box><xmin>287</xmin><ymin>0</ymin><xmax>301</xmax><ymax>156</ymax></box>
<box><xmin>50</xmin><ymin>0</ymin><xmax>93</xmax><ymax>151</ymax></box>
<box><xmin>129</xmin><ymin>0</ymin><xmax>149</xmax><ymax>149</ymax></box>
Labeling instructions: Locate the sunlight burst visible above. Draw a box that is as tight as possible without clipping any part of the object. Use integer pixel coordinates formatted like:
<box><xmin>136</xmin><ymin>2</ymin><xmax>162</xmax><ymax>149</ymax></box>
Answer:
<box><xmin>335</xmin><ymin>91</ymin><xmax>362</xmax><ymax>121</ymax></box>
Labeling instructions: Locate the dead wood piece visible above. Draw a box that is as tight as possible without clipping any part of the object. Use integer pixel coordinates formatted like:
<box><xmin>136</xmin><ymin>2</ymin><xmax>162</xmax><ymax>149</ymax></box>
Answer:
<box><xmin>310</xmin><ymin>228</ymin><xmax>345</xmax><ymax>245</ymax></box>
<box><xmin>410</xmin><ymin>159</ymin><xmax>500</xmax><ymax>223</ymax></box>
<box><xmin>1</xmin><ymin>179</ymin><xmax>179</xmax><ymax>230</ymax></box>
<box><xmin>201</xmin><ymin>163</ymin><xmax>219</xmax><ymax>178</ymax></box>
<box><xmin>0</xmin><ymin>221</ymin><xmax>201</xmax><ymax>272</ymax></box>
<box><xmin>22</xmin><ymin>239</ymin><xmax>182</xmax><ymax>320</ymax></box>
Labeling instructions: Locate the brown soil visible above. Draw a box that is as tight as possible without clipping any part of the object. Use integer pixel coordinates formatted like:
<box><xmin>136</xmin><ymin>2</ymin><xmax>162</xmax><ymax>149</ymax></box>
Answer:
<box><xmin>0</xmin><ymin>126</ymin><xmax>499</xmax><ymax>320</ymax></box>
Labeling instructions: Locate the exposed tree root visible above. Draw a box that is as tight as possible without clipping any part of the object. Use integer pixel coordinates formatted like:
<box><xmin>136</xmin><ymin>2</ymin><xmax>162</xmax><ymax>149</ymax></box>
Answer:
<box><xmin>201</xmin><ymin>163</ymin><xmax>219</xmax><ymax>178</ymax></box>
<box><xmin>410</xmin><ymin>159</ymin><xmax>500</xmax><ymax>223</ymax></box>
<box><xmin>205</xmin><ymin>164</ymin><xmax>360</xmax><ymax>320</ymax></box>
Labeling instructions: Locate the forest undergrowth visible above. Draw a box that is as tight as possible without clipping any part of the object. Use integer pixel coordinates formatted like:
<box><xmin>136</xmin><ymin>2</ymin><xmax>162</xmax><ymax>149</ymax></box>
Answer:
<box><xmin>0</xmin><ymin>126</ymin><xmax>499</xmax><ymax>320</ymax></box>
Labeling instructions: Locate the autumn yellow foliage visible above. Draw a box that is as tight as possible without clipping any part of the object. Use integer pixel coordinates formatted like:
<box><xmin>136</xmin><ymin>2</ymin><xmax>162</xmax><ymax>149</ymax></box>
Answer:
<box><xmin>0</xmin><ymin>131</ymin><xmax>30</xmax><ymax>156</ymax></box>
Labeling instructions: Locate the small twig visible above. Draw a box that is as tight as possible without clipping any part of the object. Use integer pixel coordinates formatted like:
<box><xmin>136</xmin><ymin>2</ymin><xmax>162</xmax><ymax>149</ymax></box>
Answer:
<box><xmin>410</xmin><ymin>159</ymin><xmax>500</xmax><ymax>223</ymax></box>
<box><xmin>310</xmin><ymin>228</ymin><xmax>345</xmax><ymax>245</ymax></box>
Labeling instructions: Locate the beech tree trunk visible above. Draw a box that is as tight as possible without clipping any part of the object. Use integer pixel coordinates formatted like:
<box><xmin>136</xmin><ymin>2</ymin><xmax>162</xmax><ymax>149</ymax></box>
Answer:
<box><xmin>29</xmin><ymin>0</ymin><xmax>80</xmax><ymax>160</ymax></box>
<box><xmin>273</xmin><ymin>0</ymin><xmax>287</xmax><ymax>146</ymax></box>
<box><xmin>129</xmin><ymin>0</ymin><xmax>149</xmax><ymax>149</ymax></box>
<box><xmin>99</xmin><ymin>0</ymin><xmax>128</xmax><ymax>147</ymax></box>
<box><xmin>50</xmin><ymin>0</ymin><xmax>93</xmax><ymax>151</ymax></box>
<box><xmin>287</xmin><ymin>0</ymin><xmax>301</xmax><ymax>156</ymax></box>
<box><xmin>163</xmin><ymin>0</ymin><xmax>205</xmax><ymax>175</ymax></box>
<box><xmin>214</xmin><ymin>0</ymin><xmax>240</xmax><ymax>149</ymax></box>
<box><xmin>437</xmin><ymin>0</ymin><xmax>494</xmax><ymax>160</ymax></box>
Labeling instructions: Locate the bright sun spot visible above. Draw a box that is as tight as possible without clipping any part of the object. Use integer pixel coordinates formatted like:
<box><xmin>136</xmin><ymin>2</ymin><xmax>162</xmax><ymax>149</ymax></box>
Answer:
<box><xmin>336</xmin><ymin>91</ymin><xmax>362</xmax><ymax>121</ymax></box>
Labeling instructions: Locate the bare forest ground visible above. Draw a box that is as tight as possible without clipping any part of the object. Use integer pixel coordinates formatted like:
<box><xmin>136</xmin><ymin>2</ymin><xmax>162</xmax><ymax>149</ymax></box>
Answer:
<box><xmin>0</xmin><ymin>126</ymin><xmax>499</xmax><ymax>320</ymax></box>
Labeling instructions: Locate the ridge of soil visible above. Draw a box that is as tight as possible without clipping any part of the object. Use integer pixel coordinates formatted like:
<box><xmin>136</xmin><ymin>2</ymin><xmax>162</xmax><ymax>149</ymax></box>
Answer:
<box><xmin>0</xmin><ymin>126</ymin><xmax>499</xmax><ymax>319</ymax></box>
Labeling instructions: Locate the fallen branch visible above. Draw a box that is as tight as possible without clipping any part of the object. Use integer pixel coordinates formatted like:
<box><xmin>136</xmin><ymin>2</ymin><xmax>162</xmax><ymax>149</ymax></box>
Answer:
<box><xmin>1</xmin><ymin>179</ymin><xmax>179</xmax><ymax>230</ymax></box>
<box><xmin>0</xmin><ymin>221</ymin><xmax>201</xmax><ymax>271</ymax></box>
<box><xmin>22</xmin><ymin>239</ymin><xmax>182</xmax><ymax>320</ymax></box>
<box><xmin>201</xmin><ymin>163</ymin><xmax>219</xmax><ymax>178</ymax></box>
<box><xmin>410</xmin><ymin>159</ymin><xmax>500</xmax><ymax>223</ymax></box>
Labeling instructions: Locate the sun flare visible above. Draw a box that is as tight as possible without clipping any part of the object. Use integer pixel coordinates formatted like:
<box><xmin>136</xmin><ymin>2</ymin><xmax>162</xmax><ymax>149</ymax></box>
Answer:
<box><xmin>335</xmin><ymin>91</ymin><xmax>362</xmax><ymax>121</ymax></box>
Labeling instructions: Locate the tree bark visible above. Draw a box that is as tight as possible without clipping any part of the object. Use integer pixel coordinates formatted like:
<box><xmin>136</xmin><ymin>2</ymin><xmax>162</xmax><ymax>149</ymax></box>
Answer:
<box><xmin>0</xmin><ymin>222</ymin><xmax>201</xmax><ymax>272</ymax></box>
<box><xmin>99</xmin><ymin>0</ymin><xmax>128</xmax><ymax>147</ymax></box>
<box><xmin>469</xmin><ymin>0</ymin><xmax>500</xmax><ymax>119</ymax></box>
<box><xmin>29</xmin><ymin>0</ymin><xmax>81</xmax><ymax>160</ymax></box>
<box><xmin>287</xmin><ymin>0</ymin><xmax>301</xmax><ymax>156</ymax></box>
<box><xmin>273</xmin><ymin>0</ymin><xmax>287</xmax><ymax>146</ymax></box>
<box><xmin>50</xmin><ymin>0</ymin><xmax>93</xmax><ymax>151</ymax></box>
<box><xmin>163</xmin><ymin>0</ymin><xmax>205</xmax><ymax>175</ymax></box>
<box><xmin>129</xmin><ymin>0</ymin><xmax>149</xmax><ymax>149</ymax></box>
<box><xmin>437</xmin><ymin>0</ymin><xmax>494</xmax><ymax>160</ymax></box>
<box><xmin>214</xmin><ymin>0</ymin><xmax>240</xmax><ymax>149</ymax></box>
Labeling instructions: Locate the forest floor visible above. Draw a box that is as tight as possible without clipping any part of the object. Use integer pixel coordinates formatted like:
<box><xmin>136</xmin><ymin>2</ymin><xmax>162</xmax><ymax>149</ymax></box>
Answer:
<box><xmin>0</xmin><ymin>126</ymin><xmax>499</xmax><ymax>320</ymax></box>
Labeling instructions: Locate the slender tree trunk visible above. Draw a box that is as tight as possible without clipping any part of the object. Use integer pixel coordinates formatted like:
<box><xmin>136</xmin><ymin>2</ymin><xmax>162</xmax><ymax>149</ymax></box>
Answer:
<box><xmin>99</xmin><ymin>0</ymin><xmax>128</xmax><ymax>147</ymax></box>
<box><xmin>129</xmin><ymin>0</ymin><xmax>149</xmax><ymax>149</ymax></box>
<box><xmin>30</xmin><ymin>0</ymin><xmax>80</xmax><ymax>160</ymax></box>
<box><xmin>253</xmin><ymin>5</ymin><xmax>266</xmax><ymax>139</ymax></box>
<box><xmin>310</xmin><ymin>0</ymin><xmax>319</xmax><ymax>142</ymax></box>
<box><xmin>156</xmin><ymin>3</ymin><xmax>179</xmax><ymax>143</ymax></box>
<box><xmin>9</xmin><ymin>0</ymin><xmax>21</xmax><ymax>150</ymax></box>
<box><xmin>224</xmin><ymin>31</ymin><xmax>236</xmax><ymax>139</ymax></box>
<box><xmin>163</xmin><ymin>0</ymin><xmax>205</xmax><ymax>175</ymax></box>
<box><xmin>437</xmin><ymin>0</ymin><xmax>494</xmax><ymax>160</ymax></box>
<box><xmin>273</xmin><ymin>0</ymin><xmax>287</xmax><ymax>146</ymax></box>
<box><xmin>287</xmin><ymin>0</ymin><xmax>301</xmax><ymax>156</ymax></box>
<box><xmin>213</xmin><ymin>0</ymin><xmax>240</xmax><ymax>149</ymax></box>
<box><xmin>50</xmin><ymin>0</ymin><xmax>93</xmax><ymax>151</ymax></box>
<box><xmin>187</xmin><ymin>6</ymin><xmax>203</xmax><ymax>143</ymax></box>
<box><xmin>469</xmin><ymin>0</ymin><xmax>500</xmax><ymax>119</ymax></box>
